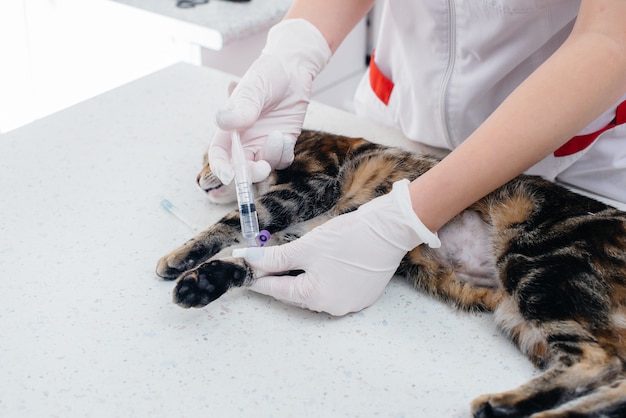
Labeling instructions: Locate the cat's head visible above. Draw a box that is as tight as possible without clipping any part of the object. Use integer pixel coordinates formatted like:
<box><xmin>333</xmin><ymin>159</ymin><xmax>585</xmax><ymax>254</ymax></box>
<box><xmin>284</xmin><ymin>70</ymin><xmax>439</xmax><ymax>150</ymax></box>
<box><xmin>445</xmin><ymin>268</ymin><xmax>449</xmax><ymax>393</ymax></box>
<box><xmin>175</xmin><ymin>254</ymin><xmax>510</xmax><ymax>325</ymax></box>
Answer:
<box><xmin>197</xmin><ymin>151</ymin><xmax>271</xmax><ymax>206</ymax></box>
<box><xmin>196</xmin><ymin>156</ymin><xmax>237</xmax><ymax>204</ymax></box>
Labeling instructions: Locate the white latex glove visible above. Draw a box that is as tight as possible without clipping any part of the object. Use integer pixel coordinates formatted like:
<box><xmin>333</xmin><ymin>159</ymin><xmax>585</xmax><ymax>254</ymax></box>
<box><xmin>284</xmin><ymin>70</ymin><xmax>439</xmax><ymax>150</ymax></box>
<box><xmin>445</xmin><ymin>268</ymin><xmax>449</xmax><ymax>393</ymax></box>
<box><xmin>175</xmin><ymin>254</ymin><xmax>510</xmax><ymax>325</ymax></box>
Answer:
<box><xmin>209</xmin><ymin>19</ymin><xmax>332</xmax><ymax>184</ymax></box>
<box><xmin>233</xmin><ymin>180</ymin><xmax>441</xmax><ymax>316</ymax></box>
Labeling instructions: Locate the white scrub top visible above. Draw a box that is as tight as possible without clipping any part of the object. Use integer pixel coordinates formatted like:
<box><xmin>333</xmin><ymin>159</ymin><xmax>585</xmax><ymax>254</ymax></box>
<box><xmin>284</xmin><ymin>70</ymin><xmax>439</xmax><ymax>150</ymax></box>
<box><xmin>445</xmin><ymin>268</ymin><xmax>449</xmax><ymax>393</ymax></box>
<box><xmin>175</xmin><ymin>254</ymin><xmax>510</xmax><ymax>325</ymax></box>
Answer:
<box><xmin>354</xmin><ymin>0</ymin><xmax>626</xmax><ymax>202</ymax></box>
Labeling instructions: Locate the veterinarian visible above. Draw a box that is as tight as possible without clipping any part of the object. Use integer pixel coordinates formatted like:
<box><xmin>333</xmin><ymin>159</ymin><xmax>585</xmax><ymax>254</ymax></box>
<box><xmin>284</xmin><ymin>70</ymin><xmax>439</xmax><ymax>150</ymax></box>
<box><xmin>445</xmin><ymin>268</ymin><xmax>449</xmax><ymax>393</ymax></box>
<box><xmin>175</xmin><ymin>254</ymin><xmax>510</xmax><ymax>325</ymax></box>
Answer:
<box><xmin>209</xmin><ymin>0</ymin><xmax>626</xmax><ymax>316</ymax></box>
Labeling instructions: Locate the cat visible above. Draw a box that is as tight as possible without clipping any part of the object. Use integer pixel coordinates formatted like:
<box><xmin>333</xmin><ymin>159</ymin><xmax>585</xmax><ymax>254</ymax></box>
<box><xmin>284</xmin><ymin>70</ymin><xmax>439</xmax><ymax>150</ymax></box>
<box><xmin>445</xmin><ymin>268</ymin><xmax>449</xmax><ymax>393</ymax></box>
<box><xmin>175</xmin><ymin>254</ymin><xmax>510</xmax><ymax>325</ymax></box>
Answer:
<box><xmin>156</xmin><ymin>129</ymin><xmax>626</xmax><ymax>418</ymax></box>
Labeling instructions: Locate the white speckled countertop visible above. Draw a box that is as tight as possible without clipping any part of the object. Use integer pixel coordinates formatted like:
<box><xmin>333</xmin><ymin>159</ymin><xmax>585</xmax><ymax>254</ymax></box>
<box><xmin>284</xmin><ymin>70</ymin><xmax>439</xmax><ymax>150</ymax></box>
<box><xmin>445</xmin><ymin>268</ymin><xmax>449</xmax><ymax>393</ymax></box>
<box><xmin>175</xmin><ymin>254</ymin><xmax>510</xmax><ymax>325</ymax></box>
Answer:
<box><xmin>0</xmin><ymin>63</ymin><xmax>541</xmax><ymax>417</ymax></box>
<box><xmin>110</xmin><ymin>0</ymin><xmax>291</xmax><ymax>48</ymax></box>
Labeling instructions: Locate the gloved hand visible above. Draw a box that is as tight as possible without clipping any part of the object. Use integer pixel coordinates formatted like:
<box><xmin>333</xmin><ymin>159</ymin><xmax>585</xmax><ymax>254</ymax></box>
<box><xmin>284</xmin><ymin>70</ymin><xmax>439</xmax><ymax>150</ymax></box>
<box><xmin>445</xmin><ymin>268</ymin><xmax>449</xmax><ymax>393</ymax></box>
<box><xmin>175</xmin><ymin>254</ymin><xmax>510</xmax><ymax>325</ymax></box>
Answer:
<box><xmin>233</xmin><ymin>180</ymin><xmax>441</xmax><ymax>316</ymax></box>
<box><xmin>209</xmin><ymin>19</ymin><xmax>332</xmax><ymax>184</ymax></box>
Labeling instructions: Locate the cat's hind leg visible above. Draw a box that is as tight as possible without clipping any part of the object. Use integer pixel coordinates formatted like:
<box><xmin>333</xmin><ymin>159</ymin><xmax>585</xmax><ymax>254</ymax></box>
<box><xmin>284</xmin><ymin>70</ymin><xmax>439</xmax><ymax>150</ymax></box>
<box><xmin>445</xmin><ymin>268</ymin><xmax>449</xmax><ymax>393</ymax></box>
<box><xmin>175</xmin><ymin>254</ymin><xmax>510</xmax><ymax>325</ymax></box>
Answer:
<box><xmin>470</xmin><ymin>323</ymin><xmax>623</xmax><ymax>417</ymax></box>
<box><xmin>471</xmin><ymin>368</ymin><xmax>626</xmax><ymax>418</ymax></box>
<box><xmin>529</xmin><ymin>379</ymin><xmax>626</xmax><ymax>418</ymax></box>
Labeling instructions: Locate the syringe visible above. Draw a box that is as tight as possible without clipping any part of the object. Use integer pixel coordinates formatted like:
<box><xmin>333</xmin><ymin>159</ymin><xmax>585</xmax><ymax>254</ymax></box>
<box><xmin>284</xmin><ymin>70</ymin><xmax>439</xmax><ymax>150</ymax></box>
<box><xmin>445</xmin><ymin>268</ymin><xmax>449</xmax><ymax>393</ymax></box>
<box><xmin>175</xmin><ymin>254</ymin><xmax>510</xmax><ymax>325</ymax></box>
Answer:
<box><xmin>231</xmin><ymin>130</ymin><xmax>260</xmax><ymax>247</ymax></box>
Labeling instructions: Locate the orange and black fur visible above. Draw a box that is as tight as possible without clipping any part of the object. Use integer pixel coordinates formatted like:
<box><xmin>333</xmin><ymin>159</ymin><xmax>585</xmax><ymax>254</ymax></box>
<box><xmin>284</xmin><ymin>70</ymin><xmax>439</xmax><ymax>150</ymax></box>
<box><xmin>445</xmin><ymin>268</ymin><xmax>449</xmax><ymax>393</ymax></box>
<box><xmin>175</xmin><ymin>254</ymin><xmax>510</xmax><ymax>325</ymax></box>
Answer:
<box><xmin>157</xmin><ymin>130</ymin><xmax>626</xmax><ymax>417</ymax></box>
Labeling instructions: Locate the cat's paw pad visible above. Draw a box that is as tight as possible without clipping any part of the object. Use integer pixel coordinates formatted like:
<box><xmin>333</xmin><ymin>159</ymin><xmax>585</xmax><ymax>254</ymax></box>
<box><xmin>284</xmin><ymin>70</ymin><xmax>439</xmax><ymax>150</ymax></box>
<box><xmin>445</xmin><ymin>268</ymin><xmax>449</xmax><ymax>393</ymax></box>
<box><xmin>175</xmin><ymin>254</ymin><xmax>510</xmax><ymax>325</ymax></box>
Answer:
<box><xmin>173</xmin><ymin>260</ymin><xmax>247</xmax><ymax>308</ymax></box>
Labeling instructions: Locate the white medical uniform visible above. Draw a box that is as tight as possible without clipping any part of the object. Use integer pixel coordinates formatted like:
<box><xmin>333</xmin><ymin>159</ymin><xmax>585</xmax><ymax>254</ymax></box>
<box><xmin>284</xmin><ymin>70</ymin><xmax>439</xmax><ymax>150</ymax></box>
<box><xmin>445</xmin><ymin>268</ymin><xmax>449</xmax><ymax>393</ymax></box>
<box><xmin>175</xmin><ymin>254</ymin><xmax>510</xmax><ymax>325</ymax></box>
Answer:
<box><xmin>354</xmin><ymin>0</ymin><xmax>626</xmax><ymax>203</ymax></box>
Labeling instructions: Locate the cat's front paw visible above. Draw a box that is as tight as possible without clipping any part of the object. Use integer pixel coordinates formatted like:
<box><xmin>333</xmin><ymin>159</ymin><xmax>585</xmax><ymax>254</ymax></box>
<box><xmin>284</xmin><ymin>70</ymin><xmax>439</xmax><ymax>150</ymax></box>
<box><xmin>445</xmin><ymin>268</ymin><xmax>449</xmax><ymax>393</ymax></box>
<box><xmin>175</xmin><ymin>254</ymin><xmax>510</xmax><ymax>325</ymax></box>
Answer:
<box><xmin>156</xmin><ymin>240</ymin><xmax>212</xmax><ymax>280</ymax></box>
<box><xmin>156</xmin><ymin>255</ymin><xmax>196</xmax><ymax>281</ymax></box>
<box><xmin>470</xmin><ymin>394</ymin><xmax>522</xmax><ymax>418</ymax></box>
<box><xmin>173</xmin><ymin>259</ymin><xmax>251</xmax><ymax>308</ymax></box>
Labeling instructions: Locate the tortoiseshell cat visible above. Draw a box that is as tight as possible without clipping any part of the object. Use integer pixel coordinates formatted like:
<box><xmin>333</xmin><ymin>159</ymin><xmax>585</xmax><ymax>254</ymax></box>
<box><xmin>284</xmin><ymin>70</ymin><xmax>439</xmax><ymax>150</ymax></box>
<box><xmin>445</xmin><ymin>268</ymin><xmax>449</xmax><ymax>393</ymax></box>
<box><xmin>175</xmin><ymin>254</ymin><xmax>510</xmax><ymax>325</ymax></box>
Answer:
<box><xmin>157</xmin><ymin>130</ymin><xmax>626</xmax><ymax>417</ymax></box>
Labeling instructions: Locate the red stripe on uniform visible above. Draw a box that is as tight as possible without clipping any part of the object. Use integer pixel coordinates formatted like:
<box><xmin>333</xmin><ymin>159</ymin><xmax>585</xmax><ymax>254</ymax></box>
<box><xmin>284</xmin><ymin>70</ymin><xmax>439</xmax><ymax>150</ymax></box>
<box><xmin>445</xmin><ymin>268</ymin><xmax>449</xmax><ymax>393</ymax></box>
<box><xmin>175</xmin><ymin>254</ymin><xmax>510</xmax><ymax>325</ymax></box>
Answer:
<box><xmin>369</xmin><ymin>51</ymin><xmax>394</xmax><ymax>106</ymax></box>
<box><xmin>555</xmin><ymin>100</ymin><xmax>626</xmax><ymax>157</ymax></box>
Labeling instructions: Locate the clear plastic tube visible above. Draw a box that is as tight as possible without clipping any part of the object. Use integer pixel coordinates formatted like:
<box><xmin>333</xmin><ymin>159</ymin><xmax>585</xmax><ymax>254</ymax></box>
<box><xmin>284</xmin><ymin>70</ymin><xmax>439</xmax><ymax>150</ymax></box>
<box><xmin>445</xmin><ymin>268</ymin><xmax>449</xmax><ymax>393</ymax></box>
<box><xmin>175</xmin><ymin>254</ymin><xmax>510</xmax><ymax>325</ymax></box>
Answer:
<box><xmin>160</xmin><ymin>198</ymin><xmax>199</xmax><ymax>232</ymax></box>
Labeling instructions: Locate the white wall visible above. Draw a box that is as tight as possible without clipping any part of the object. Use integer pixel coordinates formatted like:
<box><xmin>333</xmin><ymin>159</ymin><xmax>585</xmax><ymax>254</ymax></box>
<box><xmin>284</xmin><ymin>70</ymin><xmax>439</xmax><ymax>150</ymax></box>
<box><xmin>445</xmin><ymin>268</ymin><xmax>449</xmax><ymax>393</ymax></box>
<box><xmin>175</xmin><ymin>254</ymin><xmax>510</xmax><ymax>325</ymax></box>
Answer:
<box><xmin>0</xmin><ymin>0</ymin><xmax>189</xmax><ymax>134</ymax></box>
<box><xmin>0</xmin><ymin>2</ymin><xmax>33</xmax><ymax>132</ymax></box>
<box><xmin>0</xmin><ymin>1</ymin><xmax>371</xmax><ymax>134</ymax></box>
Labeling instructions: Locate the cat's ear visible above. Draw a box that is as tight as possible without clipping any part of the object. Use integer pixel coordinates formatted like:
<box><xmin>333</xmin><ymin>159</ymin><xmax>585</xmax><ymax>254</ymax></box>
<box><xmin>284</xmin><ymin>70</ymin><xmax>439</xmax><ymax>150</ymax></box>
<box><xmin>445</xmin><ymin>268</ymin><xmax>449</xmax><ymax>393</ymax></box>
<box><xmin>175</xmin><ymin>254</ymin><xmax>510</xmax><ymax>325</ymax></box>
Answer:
<box><xmin>227</xmin><ymin>81</ymin><xmax>238</xmax><ymax>97</ymax></box>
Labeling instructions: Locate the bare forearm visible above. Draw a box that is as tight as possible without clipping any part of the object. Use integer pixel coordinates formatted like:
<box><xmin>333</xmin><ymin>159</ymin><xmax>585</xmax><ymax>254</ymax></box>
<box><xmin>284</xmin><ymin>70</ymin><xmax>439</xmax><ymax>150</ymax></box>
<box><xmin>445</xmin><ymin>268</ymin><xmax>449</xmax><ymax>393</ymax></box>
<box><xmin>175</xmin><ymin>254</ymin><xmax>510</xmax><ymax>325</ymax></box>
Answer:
<box><xmin>284</xmin><ymin>0</ymin><xmax>375</xmax><ymax>53</ymax></box>
<box><xmin>410</xmin><ymin>0</ymin><xmax>626</xmax><ymax>232</ymax></box>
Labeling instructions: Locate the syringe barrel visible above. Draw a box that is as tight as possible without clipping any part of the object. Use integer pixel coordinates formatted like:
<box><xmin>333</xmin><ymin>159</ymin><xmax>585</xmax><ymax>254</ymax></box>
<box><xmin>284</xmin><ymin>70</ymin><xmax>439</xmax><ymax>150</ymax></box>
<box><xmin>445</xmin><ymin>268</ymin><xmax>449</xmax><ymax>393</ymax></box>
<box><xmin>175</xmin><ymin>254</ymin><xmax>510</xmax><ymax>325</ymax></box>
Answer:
<box><xmin>231</xmin><ymin>130</ymin><xmax>261</xmax><ymax>244</ymax></box>
<box><xmin>236</xmin><ymin>182</ymin><xmax>259</xmax><ymax>240</ymax></box>
<box><xmin>239</xmin><ymin>205</ymin><xmax>260</xmax><ymax>239</ymax></box>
